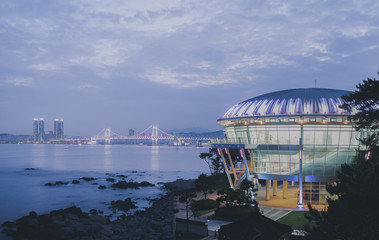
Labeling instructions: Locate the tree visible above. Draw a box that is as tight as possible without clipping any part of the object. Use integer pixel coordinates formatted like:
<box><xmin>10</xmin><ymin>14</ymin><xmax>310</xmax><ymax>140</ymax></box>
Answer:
<box><xmin>199</xmin><ymin>148</ymin><xmax>224</xmax><ymax>175</ymax></box>
<box><xmin>240</xmin><ymin>179</ymin><xmax>257</xmax><ymax>198</ymax></box>
<box><xmin>341</xmin><ymin>78</ymin><xmax>379</xmax><ymax>154</ymax></box>
<box><xmin>305</xmin><ymin>78</ymin><xmax>379</xmax><ymax>239</ymax></box>
<box><xmin>194</xmin><ymin>173</ymin><xmax>212</xmax><ymax>199</ymax></box>
<box><xmin>216</xmin><ymin>188</ymin><xmax>250</xmax><ymax>207</ymax></box>
<box><xmin>178</xmin><ymin>192</ymin><xmax>197</xmax><ymax>233</ymax></box>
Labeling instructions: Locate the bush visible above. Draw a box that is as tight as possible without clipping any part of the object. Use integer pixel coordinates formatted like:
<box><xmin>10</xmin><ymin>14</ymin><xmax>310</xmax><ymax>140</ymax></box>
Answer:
<box><xmin>215</xmin><ymin>205</ymin><xmax>255</xmax><ymax>220</ymax></box>
<box><xmin>191</xmin><ymin>199</ymin><xmax>217</xmax><ymax>211</ymax></box>
<box><xmin>208</xmin><ymin>174</ymin><xmax>229</xmax><ymax>189</ymax></box>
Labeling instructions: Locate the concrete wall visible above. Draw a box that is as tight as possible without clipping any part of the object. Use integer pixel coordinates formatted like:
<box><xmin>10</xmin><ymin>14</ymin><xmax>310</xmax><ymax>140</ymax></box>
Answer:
<box><xmin>175</xmin><ymin>218</ymin><xmax>208</xmax><ymax>237</ymax></box>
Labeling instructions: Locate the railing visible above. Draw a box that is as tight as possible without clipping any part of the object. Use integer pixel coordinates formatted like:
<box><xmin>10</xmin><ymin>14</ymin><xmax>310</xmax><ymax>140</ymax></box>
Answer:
<box><xmin>210</xmin><ymin>138</ymin><xmax>250</xmax><ymax>145</ymax></box>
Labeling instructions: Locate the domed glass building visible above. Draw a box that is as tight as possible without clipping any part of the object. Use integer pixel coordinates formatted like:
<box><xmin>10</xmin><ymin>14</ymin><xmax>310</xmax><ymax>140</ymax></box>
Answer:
<box><xmin>212</xmin><ymin>88</ymin><xmax>364</xmax><ymax>205</ymax></box>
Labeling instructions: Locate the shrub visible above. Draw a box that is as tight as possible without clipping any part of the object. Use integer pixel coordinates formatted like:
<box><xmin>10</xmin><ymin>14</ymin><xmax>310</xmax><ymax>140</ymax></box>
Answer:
<box><xmin>191</xmin><ymin>199</ymin><xmax>217</xmax><ymax>211</ymax></box>
<box><xmin>215</xmin><ymin>205</ymin><xmax>255</xmax><ymax>219</ymax></box>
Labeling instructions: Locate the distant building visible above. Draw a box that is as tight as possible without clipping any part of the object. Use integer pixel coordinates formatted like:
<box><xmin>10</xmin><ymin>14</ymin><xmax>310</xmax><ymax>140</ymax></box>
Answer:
<box><xmin>54</xmin><ymin>119</ymin><xmax>64</xmax><ymax>139</ymax></box>
<box><xmin>33</xmin><ymin>118</ymin><xmax>39</xmax><ymax>142</ymax></box>
<box><xmin>47</xmin><ymin>131</ymin><xmax>54</xmax><ymax>141</ymax></box>
<box><xmin>129</xmin><ymin>129</ymin><xmax>135</xmax><ymax>136</ymax></box>
<box><xmin>38</xmin><ymin>118</ymin><xmax>45</xmax><ymax>142</ymax></box>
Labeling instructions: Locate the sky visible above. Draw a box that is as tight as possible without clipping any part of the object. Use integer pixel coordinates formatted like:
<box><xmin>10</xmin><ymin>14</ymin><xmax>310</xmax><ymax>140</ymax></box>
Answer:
<box><xmin>1</xmin><ymin>0</ymin><xmax>379</xmax><ymax>137</ymax></box>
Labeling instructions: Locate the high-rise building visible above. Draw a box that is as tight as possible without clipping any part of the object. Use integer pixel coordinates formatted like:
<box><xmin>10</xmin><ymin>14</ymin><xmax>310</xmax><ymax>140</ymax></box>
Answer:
<box><xmin>38</xmin><ymin>118</ymin><xmax>45</xmax><ymax>142</ymax></box>
<box><xmin>129</xmin><ymin>129</ymin><xmax>135</xmax><ymax>136</ymax></box>
<box><xmin>54</xmin><ymin>119</ymin><xmax>64</xmax><ymax>139</ymax></box>
<box><xmin>60</xmin><ymin>119</ymin><xmax>64</xmax><ymax>139</ymax></box>
<box><xmin>33</xmin><ymin>118</ymin><xmax>39</xmax><ymax>142</ymax></box>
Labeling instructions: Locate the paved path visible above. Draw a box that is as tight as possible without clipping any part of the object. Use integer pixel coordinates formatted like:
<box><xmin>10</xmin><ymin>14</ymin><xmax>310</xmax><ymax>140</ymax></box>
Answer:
<box><xmin>259</xmin><ymin>206</ymin><xmax>292</xmax><ymax>221</ymax></box>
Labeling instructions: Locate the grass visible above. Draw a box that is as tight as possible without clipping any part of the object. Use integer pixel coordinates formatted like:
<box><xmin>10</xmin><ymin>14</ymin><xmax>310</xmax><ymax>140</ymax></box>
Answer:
<box><xmin>277</xmin><ymin>211</ymin><xmax>315</xmax><ymax>230</ymax></box>
<box><xmin>192</xmin><ymin>208</ymin><xmax>215</xmax><ymax>217</ymax></box>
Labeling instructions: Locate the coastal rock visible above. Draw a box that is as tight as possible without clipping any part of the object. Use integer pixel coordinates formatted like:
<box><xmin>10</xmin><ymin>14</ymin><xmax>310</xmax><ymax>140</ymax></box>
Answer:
<box><xmin>139</xmin><ymin>181</ymin><xmax>155</xmax><ymax>187</ymax></box>
<box><xmin>72</xmin><ymin>180</ymin><xmax>80</xmax><ymax>184</ymax></box>
<box><xmin>44</xmin><ymin>181</ymin><xmax>69</xmax><ymax>186</ymax></box>
<box><xmin>98</xmin><ymin>185</ymin><xmax>107</xmax><ymax>189</ymax></box>
<box><xmin>79</xmin><ymin>177</ymin><xmax>97</xmax><ymax>181</ymax></box>
<box><xmin>110</xmin><ymin>198</ymin><xmax>137</xmax><ymax>212</ymax></box>
<box><xmin>116</xmin><ymin>174</ymin><xmax>127</xmax><ymax>178</ymax></box>
<box><xmin>2</xmin><ymin>195</ymin><xmax>175</xmax><ymax>240</ymax></box>
<box><xmin>111</xmin><ymin>180</ymin><xmax>155</xmax><ymax>189</ymax></box>
<box><xmin>111</xmin><ymin>181</ymin><xmax>140</xmax><ymax>189</ymax></box>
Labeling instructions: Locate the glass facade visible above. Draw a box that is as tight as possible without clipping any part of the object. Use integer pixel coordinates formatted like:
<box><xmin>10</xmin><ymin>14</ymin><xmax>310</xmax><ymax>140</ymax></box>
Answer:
<box><xmin>33</xmin><ymin>119</ymin><xmax>39</xmax><ymax>142</ymax></box>
<box><xmin>222</xmin><ymin>116</ymin><xmax>361</xmax><ymax>178</ymax></box>
<box><xmin>214</xmin><ymin>88</ymin><xmax>368</xmax><ymax>205</ymax></box>
<box><xmin>54</xmin><ymin>119</ymin><xmax>64</xmax><ymax>139</ymax></box>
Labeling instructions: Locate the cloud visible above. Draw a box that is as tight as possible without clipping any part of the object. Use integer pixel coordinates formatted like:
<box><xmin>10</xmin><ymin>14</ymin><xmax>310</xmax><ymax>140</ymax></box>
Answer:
<box><xmin>0</xmin><ymin>0</ymin><xmax>379</xmax><ymax>90</ymax></box>
<box><xmin>68</xmin><ymin>39</ymin><xmax>134</xmax><ymax>68</ymax></box>
<box><xmin>142</xmin><ymin>67</ymin><xmax>235</xmax><ymax>88</ymax></box>
<box><xmin>227</xmin><ymin>55</ymin><xmax>296</xmax><ymax>71</ymax></box>
<box><xmin>5</xmin><ymin>77</ymin><xmax>33</xmax><ymax>87</ymax></box>
<box><xmin>71</xmin><ymin>84</ymin><xmax>98</xmax><ymax>91</ymax></box>
<box><xmin>28</xmin><ymin>63</ymin><xmax>62</xmax><ymax>71</ymax></box>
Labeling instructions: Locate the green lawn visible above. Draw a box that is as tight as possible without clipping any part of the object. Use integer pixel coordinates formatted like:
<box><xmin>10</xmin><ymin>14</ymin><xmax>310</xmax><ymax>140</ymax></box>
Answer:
<box><xmin>192</xmin><ymin>208</ymin><xmax>215</xmax><ymax>217</ymax></box>
<box><xmin>277</xmin><ymin>211</ymin><xmax>315</xmax><ymax>230</ymax></box>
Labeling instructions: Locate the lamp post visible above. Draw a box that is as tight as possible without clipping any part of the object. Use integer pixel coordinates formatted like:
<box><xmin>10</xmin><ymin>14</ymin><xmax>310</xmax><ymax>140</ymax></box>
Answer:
<box><xmin>298</xmin><ymin>124</ymin><xmax>304</xmax><ymax>209</ymax></box>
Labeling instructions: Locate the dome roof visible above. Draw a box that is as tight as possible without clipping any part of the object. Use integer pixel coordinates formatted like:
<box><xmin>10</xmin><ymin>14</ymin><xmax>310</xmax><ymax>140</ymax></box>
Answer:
<box><xmin>220</xmin><ymin>88</ymin><xmax>353</xmax><ymax>120</ymax></box>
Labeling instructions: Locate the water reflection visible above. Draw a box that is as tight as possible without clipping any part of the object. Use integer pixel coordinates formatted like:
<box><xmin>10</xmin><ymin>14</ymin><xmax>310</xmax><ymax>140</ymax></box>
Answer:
<box><xmin>151</xmin><ymin>146</ymin><xmax>159</xmax><ymax>171</ymax></box>
<box><xmin>104</xmin><ymin>145</ymin><xmax>112</xmax><ymax>171</ymax></box>
<box><xmin>31</xmin><ymin>144</ymin><xmax>47</xmax><ymax>168</ymax></box>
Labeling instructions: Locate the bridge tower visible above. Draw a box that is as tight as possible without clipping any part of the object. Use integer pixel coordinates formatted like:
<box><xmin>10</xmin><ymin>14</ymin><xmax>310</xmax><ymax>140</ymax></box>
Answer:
<box><xmin>152</xmin><ymin>124</ymin><xmax>158</xmax><ymax>145</ymax></box>
<box><xmin>105</xmin><ymin>128</ymin><xmax>111</xmax><ymax>145</ymax></box>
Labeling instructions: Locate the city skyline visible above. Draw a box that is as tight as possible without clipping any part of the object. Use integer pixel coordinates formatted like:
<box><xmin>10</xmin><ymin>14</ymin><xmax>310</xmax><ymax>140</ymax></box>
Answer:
<box><xmin>1</xmin><ymin>1</ymin><xmax>379</xmax><ymax>136</ymax></box>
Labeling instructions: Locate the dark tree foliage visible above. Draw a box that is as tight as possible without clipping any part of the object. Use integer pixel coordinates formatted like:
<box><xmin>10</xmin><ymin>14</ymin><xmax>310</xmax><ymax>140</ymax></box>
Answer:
<box><xmin>216</xmin><ymin>188</ymin><xmax>251</xmax><ymax>207</ymax></box>
<box><xmin>194</xmin><ymin>173</ymin><xmax>213</xmax><ymax>199</ymax></box>
<box><xmin>305</xmin><ymin>157</ymin><xmax>379</xmax><ymax>239</ymax></box>
<box><xmin>239</xmin><ymin>179</ymin><xmax>257</xmax><ymax>197</ymax></box>
<box><xmin>341</xmin><ymin>78</ymin><xmax>379</xmax><ymax>150</ymax></box>
<box><xmin>305</xmin><ymin>78</ymin><xmax>379</xmax><ymax>240</ymax></box>
<box><xmin>199</xmin><ymin>148</ymin><xmax>224</xmax><ymax>175</ymax></box>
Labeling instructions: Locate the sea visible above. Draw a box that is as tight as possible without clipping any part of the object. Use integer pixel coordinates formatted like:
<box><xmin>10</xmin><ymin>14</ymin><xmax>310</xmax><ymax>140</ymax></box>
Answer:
<box><xmin>0</xmin><ymin>144</ymin><xmax>209</xmax><ymax>237</ymax></box>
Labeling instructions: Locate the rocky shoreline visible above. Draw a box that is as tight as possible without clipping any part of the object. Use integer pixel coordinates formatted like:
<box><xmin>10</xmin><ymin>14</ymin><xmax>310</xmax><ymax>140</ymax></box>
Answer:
<box><xmin>0</xmin><ymin>177</ymin><xmax>190</xmax><ymax>240</ymax></box>
<box><xmin>2</xmin><ymin>195</ymin><xmax>175</xmax><ymax>240</ymax></box>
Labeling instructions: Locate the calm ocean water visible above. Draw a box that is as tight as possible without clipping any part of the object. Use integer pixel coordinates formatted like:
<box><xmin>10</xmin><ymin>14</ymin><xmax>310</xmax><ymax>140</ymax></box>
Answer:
<box><xmin>0</xmin><ymin>144</ymin><xmax>209</xmax><ymax>226</ymax></box>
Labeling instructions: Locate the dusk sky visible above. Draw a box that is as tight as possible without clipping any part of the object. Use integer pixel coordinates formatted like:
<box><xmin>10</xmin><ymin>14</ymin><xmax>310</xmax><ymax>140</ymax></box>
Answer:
<box><xmin>1</xmin><ymin>0</ymin><xmax>378</xmax><ymax>137</ymax></box>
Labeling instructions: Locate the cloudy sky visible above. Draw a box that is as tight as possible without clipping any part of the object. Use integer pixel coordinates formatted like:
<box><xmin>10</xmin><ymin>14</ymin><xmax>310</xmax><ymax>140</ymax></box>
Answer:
<box><xmin>1</xmin><ymin>0</ymin><xmax>378</xmax><ymax>136</ymax></box>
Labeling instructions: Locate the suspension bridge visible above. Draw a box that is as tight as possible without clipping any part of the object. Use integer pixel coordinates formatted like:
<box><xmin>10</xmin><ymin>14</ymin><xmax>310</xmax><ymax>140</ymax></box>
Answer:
<box><xmin>88</xmin><ymin>124</ymin><xmax>217</xmax><ymax>145</ymax></box>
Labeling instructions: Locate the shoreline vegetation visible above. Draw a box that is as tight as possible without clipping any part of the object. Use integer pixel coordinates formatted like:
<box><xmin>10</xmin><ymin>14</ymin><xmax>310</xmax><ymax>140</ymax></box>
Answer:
<box><xmin>1</xmin><ymin>171</ymin><xmax>199</xmax><ymax>240</ymax></box>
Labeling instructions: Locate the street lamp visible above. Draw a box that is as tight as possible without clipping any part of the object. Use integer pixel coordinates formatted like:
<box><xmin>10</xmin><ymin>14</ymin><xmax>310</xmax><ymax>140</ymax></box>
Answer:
<box><xmin>297</xmin><ymin>125</ymin><xmax>304</xmax><ymax>209</ymax></box>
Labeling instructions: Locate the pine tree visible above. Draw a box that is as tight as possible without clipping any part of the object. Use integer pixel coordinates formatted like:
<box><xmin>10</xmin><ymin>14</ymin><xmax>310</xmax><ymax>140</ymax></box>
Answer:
<box><xmin>305</xmin><ymin>78</ymin><xmax>379</xmax><ymax>239</ymax></box>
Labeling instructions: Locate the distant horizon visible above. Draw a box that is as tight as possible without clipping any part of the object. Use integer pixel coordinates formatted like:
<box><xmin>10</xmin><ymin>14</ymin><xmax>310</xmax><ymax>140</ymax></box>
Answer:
<box><xmin>1</xmin><ymin>124</ymin><xmax>224</xmax><ymax>138</ymax></box>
